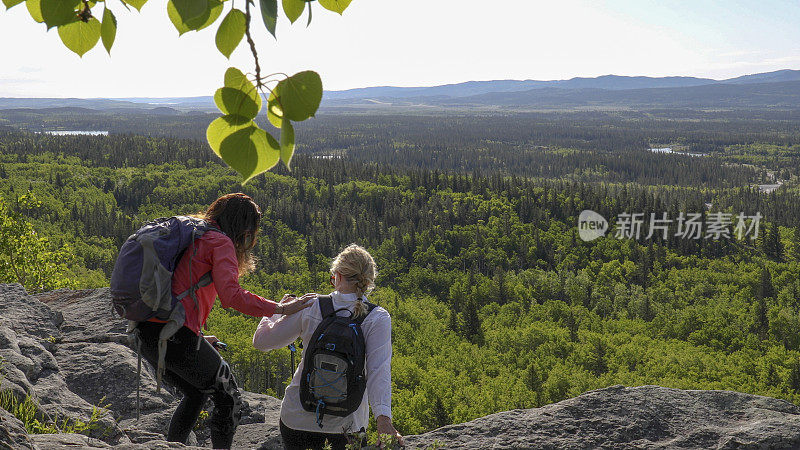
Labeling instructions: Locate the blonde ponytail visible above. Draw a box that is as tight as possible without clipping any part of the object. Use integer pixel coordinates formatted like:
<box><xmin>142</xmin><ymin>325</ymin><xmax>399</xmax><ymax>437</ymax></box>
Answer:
<box><xmin>331</xmin><ymin>244</ymin><xmax>377</xmax><ymax>319</ymax></box>
<box><xmin>353</xmin><ymin>298</ymin><xmax>368</xmax><ymax>320</ymax></box>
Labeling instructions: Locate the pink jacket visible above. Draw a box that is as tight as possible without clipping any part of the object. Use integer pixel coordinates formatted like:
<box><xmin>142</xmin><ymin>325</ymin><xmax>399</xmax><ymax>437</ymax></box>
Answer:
<box><xmin>168</xmin><ymin>230</ymin><xmax>278</xmax><ymax>334</ymax></box>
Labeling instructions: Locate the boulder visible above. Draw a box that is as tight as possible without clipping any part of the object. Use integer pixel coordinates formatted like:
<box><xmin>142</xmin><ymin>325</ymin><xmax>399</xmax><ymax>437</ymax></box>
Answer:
<box><xmin>404</xmin><ymin>384</ymin><xmax>800</xmax><ymax>449</ymax></box>
<box><xmin>0</xmin><ymin>407</ymin><xmax>34</xmax><ymax>450</ymax></box>
<box><xmin>33</xmin><ymin>288</ymin><xmax>129</xmax><ymax>345</ymax></box>
<box><xmin>0</xmin><ymin>284</ymin><xmax>284</xmax><ymax>448</ymax></box>
<box><xmin>0</xmin><ymin>285</ymin><xmax>128</xmax><ymax>445</ymax></box>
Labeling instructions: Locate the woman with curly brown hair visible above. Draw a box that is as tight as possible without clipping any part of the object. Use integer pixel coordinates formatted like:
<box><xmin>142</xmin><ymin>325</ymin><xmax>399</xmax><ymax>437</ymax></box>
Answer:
<box><xmin>134</xmin><ymin>193</ymin><xmax>314</xmax><ymax>449</ymax></box>
<box><xmin>253</xmin><ymin>244</ymin><xmax>403</xmax><ymax>450</ymax></box>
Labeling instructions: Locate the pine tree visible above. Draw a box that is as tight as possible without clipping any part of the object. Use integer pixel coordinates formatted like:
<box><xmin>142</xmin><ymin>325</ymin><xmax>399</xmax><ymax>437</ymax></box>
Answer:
<box><xmin>762</xmin><ymin>222</ymin><xmax>784</xmax><ymax>261</ymax></box>
<box><xmin>789</xmin><ymin>360</ymin><xmax>800</xmax><ymax>394</ymax></box>
<box><xmin>525</xmin><ymin>363</ymin><xmax>543</xmax><ymax>392</ymax></box>
<box><xmin>758</xmin><ymin>266</ymin><xmax>776</xmax><ymax>301</ymax></box>
<box><xmin>792</xmin><ymin>226</ymin><xmax>800</xmax><ymax>262</ymax></box>
<box><xmin>752</xmin><ymin>266</ymin><xmax>773</xmax><ymax>340</ymax></box>
<box><xmin>494</xmin><ymin>266</ymin><xmax>508</xmax><ymax>305</ymax></box>
<box><xmin>448</xmin><ymin>309</ymin><xmax>460</xmax><ymax>333</ymax></box>
<box><xmin>587</xmin><ymin>336</ymin><xmax>608</xmax><ymax>376</ymax></box>
<box><xmin>462</xmin><ymin>297</ymin><xmax>483</xmax><ymax>345</ymax></box>
<box><xmin>639</xmin><ymin>294</ymin><xmax>654</xmax><ymax>322</ymax></box>
<box><xmin>429</xmin><ymin>396</ymin><xmax>450</xmax><ymax>429</ymax></box>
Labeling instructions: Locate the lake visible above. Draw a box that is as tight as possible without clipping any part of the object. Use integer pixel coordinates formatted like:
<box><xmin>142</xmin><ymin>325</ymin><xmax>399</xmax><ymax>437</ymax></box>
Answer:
<box><xmin>43</xmin><ymin>131</ymin><xmax>109</xmax><ymax>136</ymax></box>
<box><xmin>649</xmin><ymin>147</ymin><xmax>706</xmax><ymax>157</ymax></box>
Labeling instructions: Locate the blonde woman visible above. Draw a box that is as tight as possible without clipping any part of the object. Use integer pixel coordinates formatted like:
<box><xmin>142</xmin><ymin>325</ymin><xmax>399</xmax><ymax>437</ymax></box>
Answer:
<box><xmin>253</xmin><ymin>244</ymin><xmax>402</xmax><ymax>449</ymax></box>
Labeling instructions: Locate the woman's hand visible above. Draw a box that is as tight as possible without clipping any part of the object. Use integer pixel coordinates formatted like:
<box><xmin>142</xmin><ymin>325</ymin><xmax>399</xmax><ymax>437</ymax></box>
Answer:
<box><xmin>376</xmin><ymin>415</ymin><xmax>404</xmax><ymax>447</ymax></box>
<box><xmin>276</xmin><ymin>293</ymin><xmax>317</xmax><ymax>316</ymax></box>
<box><xmin>204</xmin><ymin>335</ymin><xmax>219</xmax><ymax>346</ymax></box>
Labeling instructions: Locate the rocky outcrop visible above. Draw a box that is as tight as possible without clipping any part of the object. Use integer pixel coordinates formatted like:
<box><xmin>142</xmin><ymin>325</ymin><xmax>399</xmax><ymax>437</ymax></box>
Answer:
<box><xmin>0</xmin><ymin>284</ymin><xmax>278</xmax><ymax>449</ymax></box>
<box><xmin>0</xmin><ymin>284</ymin><xmax>131</xmax><ymax>447</ymax></box>
<box><xmin>4</xmin><ymin>284</ymin><xmax>800</xmax><ymax>449</ymax></box>
<box><xmin>405</xmin><ymin>384</ymin><xmax>800</xmax><ymax>449</ymax></box>
<box><xmin>0</xmin><ymin>407</ymin><xmax>34</xmax><ymax>449</ymax></box>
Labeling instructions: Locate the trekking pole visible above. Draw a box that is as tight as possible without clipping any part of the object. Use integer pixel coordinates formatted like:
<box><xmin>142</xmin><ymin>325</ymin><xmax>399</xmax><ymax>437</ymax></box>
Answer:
<box><xmin>288</xmin><ymin>343</ymin><xmax>296</xmax><ymax>373</ymax></box>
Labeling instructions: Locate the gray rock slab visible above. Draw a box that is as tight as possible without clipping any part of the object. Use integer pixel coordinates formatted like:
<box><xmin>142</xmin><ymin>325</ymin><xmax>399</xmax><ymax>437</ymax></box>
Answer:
<box><xmin>0</xmin><ymin>284</ymin><xmax>62</xmax><ymax>342</ymax></box>
<box><xmin>30</xmin><ymin>432</ymin><xmax>206</xmax><ymax>449</ymax></box>
<box><xmin>33</xmin><ymin>288</ymin><xmax>129</xmax><ymax>345</ymax></box>
<box><xmin>404</xmin><ymin>385</ymin><xmax>800</xmax><ymax>449</ymax></box>
<box><xmin>54</xmin><ymin>341</ymin><xmax>175</xmax><ymax>421</ymax></box>
<box><xmin>229</xmin><ymin>423</ymin><xmax>283</xmax><ymax>450</ymax></box>
<box><xmin>0</xmin><ymin>407</ymin><xmax>34</xmax><ymax>450</ymax></box>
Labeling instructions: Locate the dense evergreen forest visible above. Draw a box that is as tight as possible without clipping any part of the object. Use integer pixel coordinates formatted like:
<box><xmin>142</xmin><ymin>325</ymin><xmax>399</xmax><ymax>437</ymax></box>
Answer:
<box><xmin>1</xmin><ymin>110</ymin><xmax>800</xmax><ymax>435</ymax></box>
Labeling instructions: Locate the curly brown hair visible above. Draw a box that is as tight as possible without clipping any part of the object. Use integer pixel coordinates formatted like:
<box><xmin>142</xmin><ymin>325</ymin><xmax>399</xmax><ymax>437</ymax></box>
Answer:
<box><xmin>194</xmin><ymin>193</ymin><xmax>262</xmax><ymax>275</ymax></box>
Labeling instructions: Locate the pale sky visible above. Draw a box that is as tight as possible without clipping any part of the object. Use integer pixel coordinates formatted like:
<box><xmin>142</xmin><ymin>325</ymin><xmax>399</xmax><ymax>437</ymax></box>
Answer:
<box><xmin>1</xmin><ymin>0</ymin><xmax>799</xmax><ymax>97</ymax></box>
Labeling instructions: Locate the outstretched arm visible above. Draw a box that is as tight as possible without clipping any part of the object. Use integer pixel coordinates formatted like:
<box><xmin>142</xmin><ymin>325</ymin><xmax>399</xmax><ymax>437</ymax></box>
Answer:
<box><xmin>253</xmin><ymin>293</ymin><xmax>317</xmax><ymax>351</ymax></box>
<box><xmin>210</xmin><ymin>238</ymin><xmax>313</xmax><ymax>317</ymax></box>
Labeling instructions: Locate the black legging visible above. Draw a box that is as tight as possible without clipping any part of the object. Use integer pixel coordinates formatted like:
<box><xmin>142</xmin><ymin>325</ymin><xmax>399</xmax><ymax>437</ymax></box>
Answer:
<box><xmin>136</xmin><ymin>321</ymin><xmax>242</xmax><ymax>448</ymax></box>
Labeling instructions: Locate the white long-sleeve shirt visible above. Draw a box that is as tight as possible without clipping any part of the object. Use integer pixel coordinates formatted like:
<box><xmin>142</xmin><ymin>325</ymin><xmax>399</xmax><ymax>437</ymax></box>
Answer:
<box><xmin>253</xmin><ymin>291</ymin><xmax>393</xmax><ymax>433</ymax></box>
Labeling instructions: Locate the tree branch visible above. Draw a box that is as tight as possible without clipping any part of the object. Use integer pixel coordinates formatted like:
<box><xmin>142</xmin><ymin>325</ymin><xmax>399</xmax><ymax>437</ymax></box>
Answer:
<box><xmin>244</xmin><ymin>0</ymin><xmax>262</xmax><ymax>88</ymax></box>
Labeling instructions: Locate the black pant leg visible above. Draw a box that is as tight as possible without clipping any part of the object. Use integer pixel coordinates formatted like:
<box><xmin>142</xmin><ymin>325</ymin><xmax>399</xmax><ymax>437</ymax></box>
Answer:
<box><xmin>164</xmin><ymin>368</ymin><xmax>208</xmax><ymax>443</ymax></box>
<box><xmin>136</xmin><ymin>322</ymin><xmax>241</xmax><ymax>448</ymax></box>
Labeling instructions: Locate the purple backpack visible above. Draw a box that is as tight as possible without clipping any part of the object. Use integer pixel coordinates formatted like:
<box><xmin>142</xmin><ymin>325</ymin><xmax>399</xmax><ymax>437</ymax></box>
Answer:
<box><xmin>110</xmin><ymin>216</ymin><xmax>218</xmax><ymax>323</ymax></box>
<box><xmin>110</xmin><ymin>216</ymin><xmax>219</xmax><ymax>408</ymax></box>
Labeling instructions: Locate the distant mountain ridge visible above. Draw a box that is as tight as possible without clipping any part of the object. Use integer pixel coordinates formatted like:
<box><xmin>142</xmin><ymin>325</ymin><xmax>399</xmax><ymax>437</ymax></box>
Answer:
<box><xmin>438</xmin><ymin>80</ymin><xmax>800</xmax><ymax>109</ymax></box>
<box><xmin>323</xmin><ymin>69</ymin><xmax>800</xmax><ymax>100</ymax></box>
<box><xmin>1</xmin><ymin>69</ymin><xmax>799</xmax><ymax>111</ymax></box>
<box><xmin>322</xmin><ymin>75</ymin><xmax>719</xmax><ymax>100</ymax></box>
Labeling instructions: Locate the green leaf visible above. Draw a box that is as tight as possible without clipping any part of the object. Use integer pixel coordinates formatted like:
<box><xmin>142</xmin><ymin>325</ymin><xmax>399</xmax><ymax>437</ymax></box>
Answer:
<box><xmin>3</xmin><ymin>0</ymin><xmax>25</xmax><ymax>10</ymax></box>
<box><xmin>120</xmin><ymin>0</ymin><xmax>147</xmax><ymax>11</ymax></box>
<box><xmin>215</xmin><ymin>8</ymin><xmax>245</xmax><ymax>59</ymax></box>
<box><xmin>223</xmin><ymin>66</ymin><xmax>255</xmax><ymax>91</ymax></box>
<box><xmin>171</xmin><ymin>0</ymin><xmax>206</xmax><ymax>23</ymax></box>
<box><xmin>101</xmin><ymin>8</ymin><xmax>117</xmax><ymax>54</ymax></box>
<box><xmin>223</xmin><ymin>126</ymin><xmax>280</xmax><ymax>183</ymax></box>
<box><xmin>259</xmin><ymin>0</ymin><xmax>277</xmax><ymax>38</ymax></box>
<box><xmin>214</xmin><ymin>87</ymin><xmax>261</xmax><ymax>120</ymax></box>
<box><xmin>318</xmin><ymin>0</ymin><xmax>350</xmax><ymax>14</ymax></box>
<box><xmin>213</xmin><ymin>67</ymin><xmax>262</xmax><ymax>120</ymax></box>
<box><xmin>166</xmin><ymin>0</ymin><xmax>189</xmax><ymax>34</ymax></box>
<box><xmin>40</xmin><ymin>0</ymin><xmax>79</xmax><ymax>29</ymax></box>
<box><xmin>282</xmin><ymin>0</ymin><xmax>304</xmax><ymax>23</ymax></box>
<box><xmin>191</xmin><ymin>0</ymin><xmax>223</xmax><ymax>31</ymax></box>
<box><xmin>207</xmin><ymin>114</ymin><xmax>252</xmax><ymax>154</ymax></box>
<box><xmin>280</xmin><ymin>117</ymin><xmax>295</xmax><ymax>169</ymax></box>
<box><xmin>214</xmin><ymin>67</ymin><xmax>261</xmax><ymax>119</ymax></box>
<box><xmin>271</xmin><ymin>70</ymin><xmax>323</xmax><ymax>122</ymax></box>
<box><xmin>266</xmin><ymin>89</ymin><xmax>283</xmax><ymax>128</ymax></box>
<box><xmin>207</xmin><ymin>115</ymin><xmax>280</xmax><ymax>182</ymax></box>
<box><xmin>57</xmin><ymin>17</ymin><xmax>101</xmax><ymax>57</ymax></box>
<box><xmin>167</xmin><ymin>0</ymin><xmax>222</xmax><ymax>34</ymax></box>
<box><xmin>25</xmin><ymin>0</ymin><xmax>43</xmax><ymax>22</ymax></box>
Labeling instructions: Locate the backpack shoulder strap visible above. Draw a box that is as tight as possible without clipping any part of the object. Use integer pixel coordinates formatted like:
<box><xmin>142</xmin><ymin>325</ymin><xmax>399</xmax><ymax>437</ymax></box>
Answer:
<box><xmin>318</xmin><ymin>295</ymin><xmax>335</xmax><ymax>318</ymax></box>
<box><xmin>184</xmin><ymin>216</ymin><xmax>222</xmax><ymax>237</ymax></box>
<box><xmin>175</xmin><ymin>271</ymin><xmax>212</xmax><ymax>301</ymax></box>
<box><xmin>353</xmin><ymin>300</ymin><xmax>377</xmax><ymax>325</ymax></box>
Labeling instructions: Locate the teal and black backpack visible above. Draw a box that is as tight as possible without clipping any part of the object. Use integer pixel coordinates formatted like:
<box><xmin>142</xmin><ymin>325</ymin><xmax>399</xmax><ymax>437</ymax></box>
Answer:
<box><xmin>299</xmin><ymin>295</ymin><xmax>376</xmax><ymax>427</ymax></box>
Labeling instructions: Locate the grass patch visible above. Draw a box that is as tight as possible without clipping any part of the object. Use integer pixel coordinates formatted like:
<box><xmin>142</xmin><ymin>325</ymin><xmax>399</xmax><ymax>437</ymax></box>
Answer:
<box><xmin>0</xmin><ymin>355</ymin><xmax>110</xmax><ymax>436</ymax></box>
